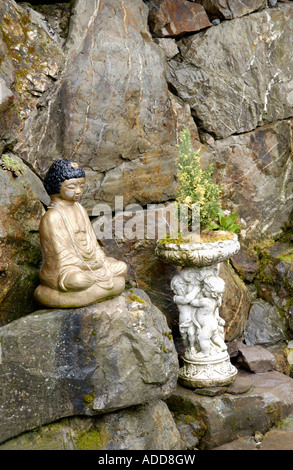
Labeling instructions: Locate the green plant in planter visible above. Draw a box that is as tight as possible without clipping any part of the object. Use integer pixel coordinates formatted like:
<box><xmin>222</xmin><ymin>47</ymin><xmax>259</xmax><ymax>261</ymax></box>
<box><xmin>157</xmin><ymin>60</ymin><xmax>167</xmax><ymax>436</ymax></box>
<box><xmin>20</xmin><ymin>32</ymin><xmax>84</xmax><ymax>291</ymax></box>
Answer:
<box><xmin>1</xmin><ymin>154</ymin><xmax>25</xmax><ymax>177</ymax></box>
<box><xmin>175</xmin><ymin>128</ymin><xmax>222</xmax><ymax>233</ymax></box>
<box><xmin>211</xmin><ymin>208</ymin><xmax>240</xmax><ymax>234</ymax></box>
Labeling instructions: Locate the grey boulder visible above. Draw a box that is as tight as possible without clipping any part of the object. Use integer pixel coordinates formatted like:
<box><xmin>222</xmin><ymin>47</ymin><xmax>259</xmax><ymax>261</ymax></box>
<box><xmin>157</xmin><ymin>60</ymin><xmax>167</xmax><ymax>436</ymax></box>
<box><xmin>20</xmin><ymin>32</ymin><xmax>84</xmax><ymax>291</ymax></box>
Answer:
<box><xmin>0</xmin><ymin>289</ymin><xmax>179</xmax><ymax>444</ymax></box>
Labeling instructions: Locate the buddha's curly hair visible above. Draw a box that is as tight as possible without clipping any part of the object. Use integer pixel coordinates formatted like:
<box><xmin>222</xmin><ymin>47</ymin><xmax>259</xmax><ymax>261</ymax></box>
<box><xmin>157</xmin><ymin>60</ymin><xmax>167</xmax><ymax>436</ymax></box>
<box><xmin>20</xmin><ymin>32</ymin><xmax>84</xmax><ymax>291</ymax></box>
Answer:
<box><xmin>44</xmin><ymin>159</ymin><xmax>85</xmax><ymax>195</ymax></box>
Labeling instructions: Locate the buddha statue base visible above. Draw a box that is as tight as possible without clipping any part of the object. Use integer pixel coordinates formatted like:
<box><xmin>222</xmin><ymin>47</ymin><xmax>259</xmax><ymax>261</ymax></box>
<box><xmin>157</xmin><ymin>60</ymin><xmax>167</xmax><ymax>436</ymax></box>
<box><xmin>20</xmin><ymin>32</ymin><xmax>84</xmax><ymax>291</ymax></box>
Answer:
<box><xmin>34</xmin><ymin>276</ymin><xmax>126</xmax><ymax>309</ymax></box>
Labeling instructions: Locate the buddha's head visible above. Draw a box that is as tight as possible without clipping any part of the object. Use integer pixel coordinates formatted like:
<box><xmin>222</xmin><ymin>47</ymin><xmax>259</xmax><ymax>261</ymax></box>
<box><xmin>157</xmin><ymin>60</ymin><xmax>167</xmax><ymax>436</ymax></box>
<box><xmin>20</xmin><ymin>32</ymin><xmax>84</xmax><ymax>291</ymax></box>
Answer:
<box><xmin>44</xmin><ymin>159</ymin><xmax>86</xmax><ymax>202</ymax></box>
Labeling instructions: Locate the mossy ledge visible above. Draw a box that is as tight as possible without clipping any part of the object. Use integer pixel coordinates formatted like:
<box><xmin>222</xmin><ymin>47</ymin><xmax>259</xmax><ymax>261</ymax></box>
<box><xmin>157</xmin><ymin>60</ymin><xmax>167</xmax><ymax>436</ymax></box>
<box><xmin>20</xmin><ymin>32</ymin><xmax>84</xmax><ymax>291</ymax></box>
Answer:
<box><xmin>158</xmin><ymin>230</ymin><xmax>236</xmax><ymax>245</ymax></box>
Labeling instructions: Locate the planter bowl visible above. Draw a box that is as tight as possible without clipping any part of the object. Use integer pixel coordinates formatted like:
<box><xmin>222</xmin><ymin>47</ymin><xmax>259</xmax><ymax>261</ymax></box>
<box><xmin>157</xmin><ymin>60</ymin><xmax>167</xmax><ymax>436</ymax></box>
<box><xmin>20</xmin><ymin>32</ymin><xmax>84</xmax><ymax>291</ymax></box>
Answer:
<box><xmin>155</xmin><ymin>232</ymin><xmax>240</xmax><ymax>268</ymax></box>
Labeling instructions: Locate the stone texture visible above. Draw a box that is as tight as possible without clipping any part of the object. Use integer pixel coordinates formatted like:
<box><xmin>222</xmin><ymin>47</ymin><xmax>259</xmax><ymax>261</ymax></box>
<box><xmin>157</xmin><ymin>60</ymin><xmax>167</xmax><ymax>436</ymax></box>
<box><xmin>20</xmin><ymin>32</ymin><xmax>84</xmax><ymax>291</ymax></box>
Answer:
<box><xmin>0</xmin><ymin>0</ymin><xmax>65</xmax><ymax>154</ymax></box>
<box><xmin>167</xmin><ymin>369</ymin><xmax>293</xmax><ymax>449</ymax></box>
<box><xmin>267</xmin><ymin>242</ymin><xmax>293</xmax><ymax>290</ymax></box>
<box><xmin>165</xmin><ymin>390</ymin><xmax>208</xmax><ymax>451</ymax></box>
<box><xmin>0</xmin><ymin>158</ymin><xmax>44</xmax><ymax>326</ymax></box>
<box><xmin>95</xmin><ymin>210</ymin><xmax>250</xmax><ymax>352</ymax></box>
<box><xmin>155</xmin><ymin>38</ymin><xmax>179</xmax><ymax>59</ymax></box>
<box><xmin>172</xmin><ymin>413</ymin><xmax>204</xmax><ymax>450</ymax></box>
<box><xmin>259</xmin><ymin>418</ymin><xmax>293</xmax><ymax>451</ymax></box>
<box><xmin>213</xmin><ymin>435</ymin><xmax>259</xmax><ymax>450</ymax></box>
<box><xmin>206</xmin><ymin>120</ymin><xmax>293</xmax><ymax>239</ymax></box>
<box><xmin>0</xmin><ymin>78</ymin><xmax>14</xmax><ymax>114</ymax></box>
<box><xmin>219</xmin><ymin>262</ymin><xmax>251</xmax><ymax>342</ymax></box>
<box><xmin>213</xmin><ymin>419</ymin><xmax>293</xmax><ymax>450</ymax></box>
<box><xmin>98</xmin><ymin>224</ymin><xmax>179</xmax><ymax>335</ymax></box>
<box><xmin>266</xmin><ymin>342</ymin><xmax>293</xmax><ymax>377</ymax></box>
<box><xmin>167</xmin><ymin>4</ymin><xmax>293</xmax><ymax>139</ymax></box>
<box><xmin>26</xmin><ymin>3</ymin><xmax>72</xmax><ymax>48</ymax></box>
<box><xmin>244</xmin><ymin>241</ymin><xmax>293</xmax><ymax>332</ymax></box>
<box><xmin>244</xmin><ymin>299</ymin><xmax>287</xmax><ymax>346</ymax></box>
<box><xmin>225</xmin><ymin>375</ymin><xmax>252</xmax><ymax>395</ymax></box>
<box><xmin>231</xmin><ymin>249</ymin><xmax>259</xmax><ymax>282</ymax></box>
<box><xmin>0</xmin><ymin>288</ymin><xmax>179</xmax><ymax>444</ymax></box>
<box><xmin>0</xmin><ymin>400</ymin><xmax>182</xmax><ymax>450</ymax></box>
<box><xmin>148</xmin><ymin>0</ymin><xmax>212</xmax><ymax>38</ymax></box>
<box><xmin>237</xmin><ymin>343</ymin><xmax>277</xmax><ymax>373</ymax></box>
<box><xmin>194</xmin><ymin>0</ymin><xmax>266</xmax><ymax>20</ymax></box>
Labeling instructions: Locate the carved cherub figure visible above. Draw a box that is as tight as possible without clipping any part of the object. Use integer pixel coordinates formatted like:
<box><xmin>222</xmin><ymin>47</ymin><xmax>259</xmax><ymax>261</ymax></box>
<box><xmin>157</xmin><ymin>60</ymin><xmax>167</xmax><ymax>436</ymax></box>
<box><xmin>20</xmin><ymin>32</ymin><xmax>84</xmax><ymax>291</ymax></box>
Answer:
<box><xmin>190</xmin><ymin>275</ymin><xmax>227</xmax><ymax>357</ymax></box>
<box><xmin>170</xmin><ymin>267</ymin><xmax>207</xmax><ymax>353</ymax></box>
<box><xmin>171</xmin><ymin>273</ymin><xmax>197</xmax><ymax>355</ymax></box>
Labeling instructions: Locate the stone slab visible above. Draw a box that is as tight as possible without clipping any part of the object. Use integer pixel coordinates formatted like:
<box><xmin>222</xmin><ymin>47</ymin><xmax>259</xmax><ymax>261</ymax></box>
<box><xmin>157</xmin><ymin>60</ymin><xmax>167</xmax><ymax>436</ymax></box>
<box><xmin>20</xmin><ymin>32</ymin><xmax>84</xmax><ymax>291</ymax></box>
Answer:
<box><xmin>0</xmin><ymin>289</ymin><xmax>179</xmax><ymax>444</ymax></box>
<box><xmin>237</xmin><ymin>343</ymin><xmax>277</xmax><ymax>373</ymax></box>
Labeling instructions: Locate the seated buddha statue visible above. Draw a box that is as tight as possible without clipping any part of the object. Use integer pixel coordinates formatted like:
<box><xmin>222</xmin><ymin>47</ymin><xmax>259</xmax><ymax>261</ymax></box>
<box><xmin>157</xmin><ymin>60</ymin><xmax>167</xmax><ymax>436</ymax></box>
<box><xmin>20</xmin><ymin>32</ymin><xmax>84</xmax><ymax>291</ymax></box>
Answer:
<box><xmin>34</xmin><ymin>159</ymin><xmax>127</xmax><ymax>308</ymax></box>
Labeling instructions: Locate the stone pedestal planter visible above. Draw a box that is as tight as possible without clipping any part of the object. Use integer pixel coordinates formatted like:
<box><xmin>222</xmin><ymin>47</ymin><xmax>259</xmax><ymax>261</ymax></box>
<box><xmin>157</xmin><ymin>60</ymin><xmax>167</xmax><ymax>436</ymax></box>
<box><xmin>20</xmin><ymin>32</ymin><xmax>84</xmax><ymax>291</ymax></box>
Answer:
<box><xmin>156</xmin><ymin>233</ymin><xmax>240</xmax><ymax>388</ymax></box>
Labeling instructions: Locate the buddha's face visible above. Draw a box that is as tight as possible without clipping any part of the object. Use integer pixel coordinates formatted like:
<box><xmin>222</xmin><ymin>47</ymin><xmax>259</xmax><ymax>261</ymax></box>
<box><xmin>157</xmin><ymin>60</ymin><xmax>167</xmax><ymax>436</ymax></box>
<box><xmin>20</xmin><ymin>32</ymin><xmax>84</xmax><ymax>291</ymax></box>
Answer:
<box><xmin>58</xmin><ymin>177</ymin><xmax>85</xmax><ymax>202</ymax></box>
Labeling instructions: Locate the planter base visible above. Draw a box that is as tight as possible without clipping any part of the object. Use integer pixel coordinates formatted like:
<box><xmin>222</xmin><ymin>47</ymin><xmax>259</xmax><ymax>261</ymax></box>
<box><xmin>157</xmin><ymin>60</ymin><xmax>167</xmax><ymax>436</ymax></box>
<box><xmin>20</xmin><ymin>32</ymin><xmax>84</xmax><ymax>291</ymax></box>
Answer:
<box><xmin>178</xmin><ymin>352</ymin><xmax>237</xmax><ymax>388</ymax></box>
<box><xmin>156</xmin><ymin>233</ymin><xmax>241</xmax><ymax>390</ymax></box>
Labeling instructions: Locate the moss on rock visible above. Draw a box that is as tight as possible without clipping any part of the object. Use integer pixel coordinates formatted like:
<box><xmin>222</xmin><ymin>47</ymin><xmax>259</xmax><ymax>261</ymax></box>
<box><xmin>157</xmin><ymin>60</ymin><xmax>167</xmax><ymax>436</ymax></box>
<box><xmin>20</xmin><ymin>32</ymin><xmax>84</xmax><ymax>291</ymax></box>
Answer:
<box><xmin>76</xmin><ymin>428</ymin><xmax>111</xmax><ymax>450</ymax></box>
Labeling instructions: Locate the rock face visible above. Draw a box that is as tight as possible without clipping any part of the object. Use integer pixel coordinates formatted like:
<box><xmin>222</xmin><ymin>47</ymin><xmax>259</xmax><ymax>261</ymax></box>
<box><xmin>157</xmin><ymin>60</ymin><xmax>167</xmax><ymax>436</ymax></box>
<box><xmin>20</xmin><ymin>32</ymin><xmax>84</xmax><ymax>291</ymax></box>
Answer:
<box><xmin>244</xmin><ymin>299</ymin><xmax>287</xmax><ymax>346</ymax></box>
<box><xmin>0</xmin><ymin>289</ymin><xmax>179</xmax><ymax>444</ymax></box>
<box><xmin>238</xmin><ymin>241</ymin><xmax>293</xmax><ymax>338</ymax></box>
<box><xmin>0</xmin><ymin>158</ymin><xmax>45</xmax><ymax>326</ymax></box>
<box><xmin>15</xmin><ymin>0</ymin><xmax>188</xmax><ymax>212</ymax></box>
<box><xmin>168</xmin><ymin>5</ymin><xmax>293</xmax><ymax>139</ymax></box>
<box><xmin>257</xmin><ymin>241</ymin><xmax>293</xmax><ymax>303</ymax></box>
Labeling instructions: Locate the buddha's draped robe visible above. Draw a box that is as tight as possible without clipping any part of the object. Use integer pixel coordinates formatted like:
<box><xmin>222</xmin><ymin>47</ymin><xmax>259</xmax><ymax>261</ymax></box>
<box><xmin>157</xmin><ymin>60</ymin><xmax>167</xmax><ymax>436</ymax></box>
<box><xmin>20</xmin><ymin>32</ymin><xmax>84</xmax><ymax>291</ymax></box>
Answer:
<box><xmin>39</xmin><ymin>202</ymin><xmax>126</xmax><ymax>292</ymax></box>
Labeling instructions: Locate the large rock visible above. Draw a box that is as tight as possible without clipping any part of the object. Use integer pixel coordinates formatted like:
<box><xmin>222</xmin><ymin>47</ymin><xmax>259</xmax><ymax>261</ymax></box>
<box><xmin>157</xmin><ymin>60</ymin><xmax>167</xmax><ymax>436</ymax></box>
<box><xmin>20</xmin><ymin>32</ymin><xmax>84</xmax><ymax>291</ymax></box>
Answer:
<box><xmin>0</xmin><ymin>289</ymin><xmax>179</xmax><ymax>443</ymax></box>
<box><xmin>148</xmin><ymin>0</ymin><xmax>212</xmax><ymax>38</ymax></box>
<box><xmin>214</xmin><ymin>416</ymin><xmax>293</xmax><ymax>450</ymax></box>
<box><xmin>167</xmin><ymin>4</ymin><xmax>293</xmax><ymax>139</ymax></box>
<box><xmin>0</xmin><ymin>156</ymin><xmax>45</xmax><ymax>326</ymax></box>
<box><xmin>0</xmin><ymin>400</ymin><xmax>182</xmax><ymax>450</ymax></box>
<box><xmin>15</xmin><ymin>0</ymin><xmax>200</xmax><ymax>213</ymax></box>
